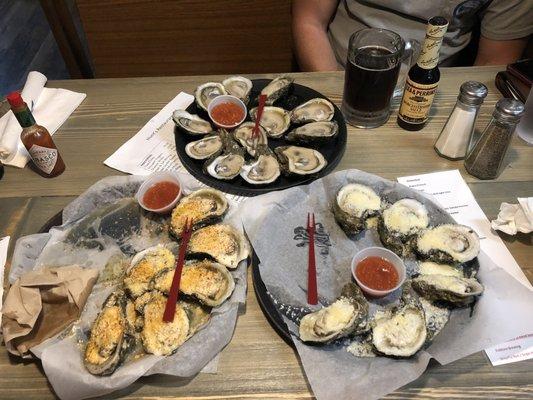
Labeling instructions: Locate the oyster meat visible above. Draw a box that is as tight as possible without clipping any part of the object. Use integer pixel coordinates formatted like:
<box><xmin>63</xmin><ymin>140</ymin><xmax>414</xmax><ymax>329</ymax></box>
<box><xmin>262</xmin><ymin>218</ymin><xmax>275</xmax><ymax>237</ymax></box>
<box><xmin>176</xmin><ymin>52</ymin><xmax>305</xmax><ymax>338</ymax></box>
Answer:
<box><xmin>141</xmin><ymin>292</ymin><xmax>189</xmax><ymax>355</ymax></box>
<box><xmin>418</xmin><ymin>261</ymin><xmax>463</xmax><ymax>278</ymax></box>
<box><xmin>290</xmin><ymin>98</ymin><xmax>334</xmax><ymax>124</ymax></box>
<box><xmin>173</xmin><ymin>110</ymin><xmax>213</xmax><ymax>135</ymax></box>
<box><xmin>260</xmin><ymin>75</ymin><xmax>294</xmax><ymax>105</ymax></box>
<box><xmin>195</xmin><ymin>82</ymin><xmax>227</xmax><ymax>112</ymax></box>
<box><xmin>170</xmin><ymin>188</ymin><xmax>228</xmax><ymax>239</ymax></box>
<box><xmin>185</xmin><ymin>134</ymin><xmax>223</xmax><ymax>160</ymax></box>
<box><xmin>124</xmin><ymin>246</ymin><xmax>175</xmax><ymax>298</ymax></box>
<box><xmin>299</xmin><ymin>283</ymin><xmax>368</xmax><ymax>343</ymax></box>
<box><xmin>372</xmin><ymin>284</ymin><xmax>427</xmax><ymax>357</ymax></box>
<box><xmin>275</xmin><ymin>145</ymin><xmax>327</xmax><ymax>176</ymax></box>
<box><xmin>153</xmin><ymin>260</ymin><xmax>235</xmax><ymax>307</ymax></box>
<box><xmin>286</xmin><ymin>121</ymin><xmax>338</xmax><ymax>144</ymax></box>
<box><xmin>416</xmin><ymin>224</ymin><xmax>480</xmax><ymax>264</ymax></box>
<box><xmin>249</xmin><ymin>106</ymin><xmax>291</xmax><ymax>138</ymax></box>
<box><xmin>378</xmin><ymin>199</ymin><xmax>429</xmax><ymax>256</ymax></box>
<box><xmin>240</xmin><ymin>145</ymin><xmax>280</xmax><ymax>185</ymax></box>
<box><xmin>187</xmin><ymin>224</ymin><xmax>250</xmax><ymax>269</ymax></box>
<box><xmin>84</xmin><ymin>291</ymin><xmax>133</xmax><ymax>375</ymax></box>
<box><xmin>333</xmin><ymin>183</ymin><xmax>382</xmax><ymax>235</ymax></box>
<box><xmin>412</xmin><ymin>274</ymin><xmax>484</xmax><ymax>306</ymax></box>
<box><xmin>222</xmin><ymin>76</ymin><xmax>253</xmax><ymax>104</ymax></box>
<box><xmin>204</xmin><ymin>133</ymin><xmax>245</xmax><ymax>180</ymax></box>
<box><xmin>232</xmin><ymin>122</ymin><xmax>268</xmax><ymax>157</ymax></box>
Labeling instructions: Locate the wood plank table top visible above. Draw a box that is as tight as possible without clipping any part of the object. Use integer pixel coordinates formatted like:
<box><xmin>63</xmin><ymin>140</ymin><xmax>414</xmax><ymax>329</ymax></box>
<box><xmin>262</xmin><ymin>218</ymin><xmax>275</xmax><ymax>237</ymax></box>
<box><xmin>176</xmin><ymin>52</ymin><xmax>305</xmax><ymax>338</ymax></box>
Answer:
<box><xmin>1</xmin><ymin>66</ymin><xmax>532</xmax><ymax>399</ymax></box>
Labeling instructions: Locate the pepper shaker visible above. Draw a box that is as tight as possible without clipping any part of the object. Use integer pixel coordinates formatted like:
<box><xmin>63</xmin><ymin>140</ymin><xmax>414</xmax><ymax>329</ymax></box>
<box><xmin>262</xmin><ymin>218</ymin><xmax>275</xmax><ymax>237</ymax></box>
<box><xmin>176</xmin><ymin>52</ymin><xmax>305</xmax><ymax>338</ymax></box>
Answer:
<box><xmin>464</xmin><ymin>98</ymin><xmax>525</xmax><ymax>180</ymax></box>
<box><xmin>434</xmin><ymin>81</ymin><xmax>487</xmax><ymax>160</ymax></box>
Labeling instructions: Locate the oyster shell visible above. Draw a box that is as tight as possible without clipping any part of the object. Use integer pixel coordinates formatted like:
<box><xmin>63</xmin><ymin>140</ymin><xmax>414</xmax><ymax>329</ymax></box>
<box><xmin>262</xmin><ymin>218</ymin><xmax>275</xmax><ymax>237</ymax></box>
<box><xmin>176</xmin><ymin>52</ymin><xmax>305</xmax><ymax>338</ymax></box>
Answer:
<box><xmin>286</xmin><ymin>121</ymin><xmax>338</xmax><ymax>144</ymax></box>
<box><xmin>187</xmin><ymin>224</ymin><xmax>250</xmax><ymax>269</ymax></box>
<box><xmin>260</xmin><ymin>75</ymin><xmax>294</xmax><ymax>105</ymax></box>
<box><xmin>290</xmin><ymin>98</ymin><xmax>334</xmax><ymax>124</ymax></box>
<box><xmin>141</xmin><ymin>292</ymin><xmax>190</xmax><ymax>355</ymax></box>
<box><xmin>240</xmin><ymin>145</ymin><xmax>280</xmax><ymax>185</ymax></box>
<box><xmin>378</xmin><ymin>199</ymin><xmax>429</xmax><ymax>256</ymax></box>
<box><xmin>275</xmin><ymin>145</ymin><xmax>327</xmax><ymax>176</ymax></box>
<box><xmin>333</xmin><ymin>183</ymin><xmax>382</xmax><ymax>235</ymax></box>
<box><xmin>222</xmin><ymin>76</ymin><xmax>253</xmax><ymax>104</ymax></box>
<box><xmin>124</xmin><ymin>246</ymin><xmax>175</xmax><ymax>298</ymax></box>
<box><xmin>249</xmin><ymin>106</ymin><xmax>291</xmax><ymax>138</ymax></box>
<box><xmin>412</xmin><ymin>274</ymin><xmax>484</xmax><ymax>306</ymax></box>
<box><xmin>181</xmin><ymin>299</ymin><xmax>211</xmax><ymax>337</ymax></box>
<box><xmin>185</xmin><ymin>134</ymin><xmax>223</xmax><ymax>160</ymax></box>
<box><xmin>204</xmin><ymin>133</ymin><xmax>245</xmax><ymax>180</ymax></box>
<box><xmin>173</xmin><ymin>110</ymin><xmax>213</xmax><ymax>135</ymax></box>
<box><xmin>372</xmin><ymin>284</ymin><xmax>427</xmax><ymax>357</ymax></box>
<box><xmin>417</xmin><ymin>261</ymin><xmax>463</xmax><ymax>278</ymax></box>
<box><xmin>169</xmin><ymin>188</ymin><xmax>228</xmax><ymax>239</ymax></box>
<box><xmin>416</xmin><ymin>224</ymin><xmax>480</xmax><ymax>264</ymax></box>
<box><xmin>299</xmin><ymin>283</ymin><xmax>368</xmax><ymax>343</ymax></box>
<box><xmin>84</xmin><ymin>291</ymin><xmax>133</xmax><ymax>375</ymax></box>
<box><xmin>152</xmin><ymin>259</ymin><xmax>235</xmax><ymax>307</ymax></box>
<box><xmin>232</xmin><ymin>122</ymin><xmax>268</xmax><ymax>157</ymax></box>
<box><xmin>195</xmin><ymin>82</ymin><xmax>227</xmax><ymax>112</ymax></box>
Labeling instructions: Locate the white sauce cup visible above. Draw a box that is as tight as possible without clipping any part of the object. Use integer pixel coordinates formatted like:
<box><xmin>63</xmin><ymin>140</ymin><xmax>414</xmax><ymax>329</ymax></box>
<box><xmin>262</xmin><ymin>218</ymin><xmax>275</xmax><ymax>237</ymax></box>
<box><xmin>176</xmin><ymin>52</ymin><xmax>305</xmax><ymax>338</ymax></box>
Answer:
<box><xmin>135</xmin><ymin>171</ymin><xmax>182</xmax><ymax>214</ymax></box>
<box><xmin>207</xmin><ymin>95</ymin><xmax>247</xmax><ymax>129</ymax></box>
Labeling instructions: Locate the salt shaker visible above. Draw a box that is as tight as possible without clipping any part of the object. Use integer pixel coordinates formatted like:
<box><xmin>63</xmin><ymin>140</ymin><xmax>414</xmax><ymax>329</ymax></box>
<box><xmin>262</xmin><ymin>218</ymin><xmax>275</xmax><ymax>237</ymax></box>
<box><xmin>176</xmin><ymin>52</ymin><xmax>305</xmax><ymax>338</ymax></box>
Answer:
<box><xmin>434</xmin><ymin>81</ymin><xmax>487</xmax><ymax>160</ymax></box>
<box><xmin>464</xmin><ymin>98</ymin><xmax>525</xmax><ymax>180</ymax></box>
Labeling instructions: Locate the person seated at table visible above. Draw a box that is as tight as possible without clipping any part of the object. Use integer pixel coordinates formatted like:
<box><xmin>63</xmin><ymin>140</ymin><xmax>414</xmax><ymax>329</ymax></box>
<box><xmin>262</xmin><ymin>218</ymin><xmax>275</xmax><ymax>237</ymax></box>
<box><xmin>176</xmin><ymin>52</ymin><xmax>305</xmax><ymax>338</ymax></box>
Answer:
<box><xmin>292</xmin><ymin>0</ymin><xmax>533</xmax><ymax>70</ymax></box>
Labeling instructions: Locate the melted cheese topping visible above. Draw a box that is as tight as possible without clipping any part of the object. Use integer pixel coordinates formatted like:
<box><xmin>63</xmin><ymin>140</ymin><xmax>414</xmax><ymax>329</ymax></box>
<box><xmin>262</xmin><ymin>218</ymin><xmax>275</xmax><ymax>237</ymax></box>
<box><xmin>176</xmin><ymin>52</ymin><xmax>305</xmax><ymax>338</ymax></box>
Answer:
<box><xmin>188</xmin><ymin>225</ymin><xmax>240</xmax><ymax>267</ymax></box>
<box><xmin>181</xmin><ymin>263</ymin><xmax>228</xmax><ymax>300</ymax></box>
<box><xmin>418</xmin><ymin>261</ymin><xmax>462</xmax><ymax>277</ymax></box>
<box><xmin>417</xmin><ymin>224</ymin><xmax>479</xmax><ymax>262</ymax></box>
<box><xmin>338</xmin><ymin>184</ymin><xmax>381</xmax><ymax>217</ymax></box>
<box><xmin>383</xmin><ymin>199</ymin><xmax>429</xmax><ymax>235</ymax></box>
<box><xmin>171</xmin><ymin>193</ymin><xmax>223</xmax><ymax>235</ymax></box>
<box><xmin>85</xmin><ymin>306</ymin><xmax>124</xmax><ymax>365</ymax></box>
<box><xmin>124</xmin><ymin>248</ymin><xmax>174</xmax><ymax>298</ymax></box>
<box><xmin>416</xmin><ymin>274</ymin><xmax>475</xmax><ymax>295</ymax></box>
<box><xmin>314</xmin><ymin>299</ymin><xmax>355</xmax><ymax>335</ymax></box>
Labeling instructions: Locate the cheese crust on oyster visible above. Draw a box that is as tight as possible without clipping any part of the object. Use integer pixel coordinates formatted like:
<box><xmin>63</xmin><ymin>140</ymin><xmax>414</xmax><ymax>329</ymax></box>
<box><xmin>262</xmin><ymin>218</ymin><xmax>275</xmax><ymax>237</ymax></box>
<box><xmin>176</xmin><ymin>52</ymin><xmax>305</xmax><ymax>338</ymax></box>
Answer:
<box><xmin>333</xmin><ymin>183</ymin><xmax>382</xmax><ymax>235</ymax></box>
<box><xmin>416</xmin><ymin>224</ymin><xmax>480</xmax><ymax>264</ymax></box>
<box><xmin>412</xmin><ymin>274</ymin><xmax>484</xmax><ymax>306</ymax></box>
<box><xmin>418</xmin><ymin>261</ymin><xmax>463</xmax><ymax>278</ymax></box>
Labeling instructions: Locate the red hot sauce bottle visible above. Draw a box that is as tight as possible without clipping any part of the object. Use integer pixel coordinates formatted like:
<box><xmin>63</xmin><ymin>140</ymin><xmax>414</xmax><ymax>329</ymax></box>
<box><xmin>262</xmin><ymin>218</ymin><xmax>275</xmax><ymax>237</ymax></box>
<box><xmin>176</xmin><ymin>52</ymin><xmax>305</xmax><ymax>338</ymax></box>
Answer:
<box><xmin>6</xmin><ymin>92</ymin><xmax>65</xmax><ymax>178</ymax></box>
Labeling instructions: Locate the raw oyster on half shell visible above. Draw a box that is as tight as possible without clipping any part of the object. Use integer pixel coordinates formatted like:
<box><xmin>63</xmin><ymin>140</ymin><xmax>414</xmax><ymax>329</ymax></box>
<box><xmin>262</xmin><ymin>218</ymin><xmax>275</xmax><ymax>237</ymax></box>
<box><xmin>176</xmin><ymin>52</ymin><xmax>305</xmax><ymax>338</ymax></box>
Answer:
<box><xmin>204</xmin><ymin>132</ymin><xmax>245</xmax><ymax>180</ymax></box>
<box><xmin>195</xmin><ymin>82</ymin><xmax>227</xmax><ymax>112</ymax></box>
<box><xmin>416</xmin><ymin>224</ymin><xmax>480</xmax><ymax>264</ymax></box>
<box><xmin>333</xmin><ymin>183</ymin><xmax>382</xmax><ymax>235</ymax></box>
<box><xmin>170</xmin><ymin>188</ymin><xmax>228</xmax><ymax>239</ymax></box>
<box><xmin>275</xmin><ymin>145</ymin><xmax>327</xmax><ymax>176</ymax></box>
<box><xmin>412</xmin><ymin>274</ymin><xmax>484</xmax><ymax>307</ymax></box>
<box><xmin>286</xmin><ymin>121</ymin><xmax>338</xmax><ymax>144</ymax></box>
<box><xmin>232</xmin><ymin>122</ymin><xmax>268</xmax><ymax>157</ymax></box>
<box><xmin>222</xmin><ymin>76</ymin><xmax>253</xmax><ymax>104</ymax></box>
<box><xmin>290</xmin><ymin>98</ymin><xmax>334</xmax><ymax>124</ymax></box>
<box><xmin>173</xmin><ymin>110</ymin><xmax>213</xmax><ymax>136</ymax></box>
<box><xmin>240</xmin><ymin>145</ymin><xmax>280</xmax><ymax>185</ymax></box>
<box><xmin>187</xmin><ymin>224</ymin><xmax>250</xmax><ymax>269</ymax></box>
<box><xmin>260</xmin><ymin>75</ymin><xmax>294</xmax><ymax>105</ymax></box>
<box><xmin>299</xmin><ymin>283</ymin><xmax>369</xmax><ymax>343</ymax></box>
<box><xmin>185</xmin><ymin>134</ymin><xmax>223</xmax><ymax>160</ymax></box>
<box><xmin>378</xmin><ymin>199</ymin><xmax>429</xmax><ymax>256</ymax></box>
<box><xmin>249</xmin><ymin>106</ymin><xmax>291</xmax><ymax>138</ymax></box>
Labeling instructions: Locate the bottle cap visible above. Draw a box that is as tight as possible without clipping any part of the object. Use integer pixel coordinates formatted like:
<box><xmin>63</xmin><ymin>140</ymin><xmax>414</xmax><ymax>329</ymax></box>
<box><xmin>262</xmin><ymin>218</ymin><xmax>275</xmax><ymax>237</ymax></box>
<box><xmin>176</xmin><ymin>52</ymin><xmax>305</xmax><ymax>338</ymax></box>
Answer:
<box><xmin>6</xmin><ymin>92</ymin><xmax>25</xmax><ymax>108</ymax></box>
<box><xmin>458</xmin><ymin>81</ymin><xmax>488</xmax><ymax>106</ymax></box>
<box><xmin>493</xmin><ymin>98</ymin><xmax>525</xmax><ymax>123</ymax></box>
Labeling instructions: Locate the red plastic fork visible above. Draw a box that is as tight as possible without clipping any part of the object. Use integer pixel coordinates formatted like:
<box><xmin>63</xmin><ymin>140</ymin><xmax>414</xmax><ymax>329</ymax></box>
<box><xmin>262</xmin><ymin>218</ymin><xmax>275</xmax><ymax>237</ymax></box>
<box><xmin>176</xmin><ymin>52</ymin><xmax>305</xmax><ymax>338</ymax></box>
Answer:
<box><xmin>163</xmin><ymin>217</ymin><xmax>193</xmax><ymax>322</ymax></box>
<box><xmin>251</xmin><ymin>94</ymin><xmax>267</xmax><ymax>148</ymax></box>
<box><xmin>307</xmin><ymin>213</ymin><xmax>318</xmax><ymax>305</ymax></box>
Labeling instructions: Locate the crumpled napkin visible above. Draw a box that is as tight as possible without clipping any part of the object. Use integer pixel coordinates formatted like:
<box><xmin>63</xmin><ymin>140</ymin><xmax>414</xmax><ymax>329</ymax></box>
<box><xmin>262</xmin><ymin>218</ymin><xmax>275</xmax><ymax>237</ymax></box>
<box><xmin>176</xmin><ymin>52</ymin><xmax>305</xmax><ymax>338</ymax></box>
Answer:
<box><xmin>1</xmin><ymin>265</ymin><xmax>98</xmax><ymax>357</ymax></box>
<box><xmin>491</xmin><ymin>197</ymin><xmax>533</xmax><ymax>235</ymax></box>
<box><xmin>0</xmin><ymin>71</ymin><xmax>86</xmax><ymax>168</ymax></box>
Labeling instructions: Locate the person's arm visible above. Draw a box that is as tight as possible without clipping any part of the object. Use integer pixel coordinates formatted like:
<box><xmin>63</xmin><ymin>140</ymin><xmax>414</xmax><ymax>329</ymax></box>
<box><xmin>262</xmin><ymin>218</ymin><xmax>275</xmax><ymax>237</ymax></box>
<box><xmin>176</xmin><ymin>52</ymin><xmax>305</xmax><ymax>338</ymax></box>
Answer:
<box><xmin>474</xmin><ymin>36</ymin><xmax>528</xmax><ymax>66</ymax></box>
<box><xmin>292</xmin><ymin>0</ymin><xmax>340</xmax><ymax>71</ymax></box>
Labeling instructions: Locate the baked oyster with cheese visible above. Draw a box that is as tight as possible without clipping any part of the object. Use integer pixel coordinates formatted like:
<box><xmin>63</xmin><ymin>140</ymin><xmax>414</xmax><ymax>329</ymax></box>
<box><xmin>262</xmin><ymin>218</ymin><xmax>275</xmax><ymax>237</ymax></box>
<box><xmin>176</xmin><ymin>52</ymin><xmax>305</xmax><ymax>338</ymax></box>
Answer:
<box><xmin>417</xmin><ymin>261</ymin><xmax>463</xmax><ymax>278</ymax></box>
<box><xmin>299</xmin><ymin>283</ymin><xmax>368</xmax><ymax>343</ymax></box>
<box><xmin>333</xmin><ymin>183</ymin><xmax>382</xmax><ymax>235</ymax></box>
<box><xmin>124</xmin><ymin>246</ymin><xmax>175</xmax><ymax>298</ymax></box>
<box><xmin>415</xmin><ymin>224</ymin><xmax>480</xmax><ymax>264</ymax></box>
<box><xmin>275</xmin><ymin>146</ymin><xmax>327</xmax><ymax>177</ymax></box>
<box><xmin>152</xmin><ymin>259</ymin><xmax>235</xmax><ymax>307</ymax></box>
<box><xmin>187</xmin><ymin>224</ymin><xmax>250</xmax><ymax>269</ymax></box>
<box><xmin>378</xmin><ymin>199</ymin><xmax>430</xmax><ymax>256</ymax></box>
<box><xmin>169</xmin><ymin>188</ymin><xmax>228</xmax><ymax>239</ymax></box>
<box><xmin>412</xmin><ymin>274</ymin><xmax>484</xmax><ymax>307</ymax></box>
<box><xmin>84</xmin><ymin>290</ymin><xmax>134</xmax><ymax>375</ymax></box>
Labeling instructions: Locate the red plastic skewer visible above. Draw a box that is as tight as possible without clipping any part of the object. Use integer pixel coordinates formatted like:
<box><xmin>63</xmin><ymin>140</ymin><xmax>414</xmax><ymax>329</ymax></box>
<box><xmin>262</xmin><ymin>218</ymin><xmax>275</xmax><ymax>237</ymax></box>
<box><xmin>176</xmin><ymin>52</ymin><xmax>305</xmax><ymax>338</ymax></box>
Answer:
<box><xmin>163</xmin><ymin>217</ymin><xmax>192</xmax><ymax>322</ymax></box>
<box><xmin>307</xmin><ymin>213</ymin><xmax>318</xmax><ymax>305</ymax></box>
<box><xmin>251</xmin><ymin>94</ymin><xmax>267</xmax><ymax>145</ymax></box>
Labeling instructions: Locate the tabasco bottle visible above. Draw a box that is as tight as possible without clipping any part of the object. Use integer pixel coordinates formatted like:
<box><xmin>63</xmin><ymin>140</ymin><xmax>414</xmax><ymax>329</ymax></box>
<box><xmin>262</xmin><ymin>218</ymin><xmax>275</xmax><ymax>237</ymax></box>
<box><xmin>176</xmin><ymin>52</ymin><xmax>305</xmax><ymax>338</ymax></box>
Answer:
<box><xmin>6</xmin><ymin>92</ymin><xmax>65</xmax><ymax>177</ymax></box>
<box><xmin>397</xmin><ymin>16</ymin><xmax>449</xmax><ymax>131</ymax></box>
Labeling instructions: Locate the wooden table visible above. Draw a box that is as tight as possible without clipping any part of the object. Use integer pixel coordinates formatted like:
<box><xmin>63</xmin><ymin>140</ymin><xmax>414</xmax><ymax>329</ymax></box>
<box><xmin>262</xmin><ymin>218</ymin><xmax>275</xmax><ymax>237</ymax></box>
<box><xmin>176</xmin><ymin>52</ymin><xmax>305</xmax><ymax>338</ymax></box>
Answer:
<box><xmin>1</xmin><ymin>66</ymin><xmax>532</xmax><ymax>399</ymax></box>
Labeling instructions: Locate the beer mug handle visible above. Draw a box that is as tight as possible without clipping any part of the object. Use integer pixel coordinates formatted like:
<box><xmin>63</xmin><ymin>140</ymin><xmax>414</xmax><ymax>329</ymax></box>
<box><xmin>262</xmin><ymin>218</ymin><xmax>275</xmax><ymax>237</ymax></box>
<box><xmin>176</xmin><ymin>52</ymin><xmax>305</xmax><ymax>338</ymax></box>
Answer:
<box><xmin>394</xmin><ymin>39</ymin><xmax>421</xmax><ymax>98</ymax></box>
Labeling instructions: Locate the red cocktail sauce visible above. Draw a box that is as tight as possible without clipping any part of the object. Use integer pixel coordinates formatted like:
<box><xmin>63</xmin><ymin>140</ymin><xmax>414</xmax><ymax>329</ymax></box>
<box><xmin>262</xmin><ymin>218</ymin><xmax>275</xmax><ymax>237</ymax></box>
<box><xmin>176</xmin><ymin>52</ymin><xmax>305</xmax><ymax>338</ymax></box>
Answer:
<box><xmin>356</xmin><ymin>256</ymin><xmax>399</xmax><ymax>291</ymax></box>
<box><xmin>142</xmin><ymin>181</ymin><xmax>180</xmax><ymax>210</ymax></box>
<box><xmin>211</xmin><ymin>102</ymin><xmax>245</xmax><ymax>126</ymax></box>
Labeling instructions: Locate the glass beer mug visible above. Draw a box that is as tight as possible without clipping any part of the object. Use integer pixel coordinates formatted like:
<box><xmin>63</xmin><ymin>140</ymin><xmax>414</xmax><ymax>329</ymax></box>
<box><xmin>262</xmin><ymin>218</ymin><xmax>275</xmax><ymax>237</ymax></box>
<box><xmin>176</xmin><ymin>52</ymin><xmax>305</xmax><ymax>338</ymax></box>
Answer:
<box><xmin>341</xmin><ymin>29</ymin><xmax>420</xmax><ymax>128</ymax></box>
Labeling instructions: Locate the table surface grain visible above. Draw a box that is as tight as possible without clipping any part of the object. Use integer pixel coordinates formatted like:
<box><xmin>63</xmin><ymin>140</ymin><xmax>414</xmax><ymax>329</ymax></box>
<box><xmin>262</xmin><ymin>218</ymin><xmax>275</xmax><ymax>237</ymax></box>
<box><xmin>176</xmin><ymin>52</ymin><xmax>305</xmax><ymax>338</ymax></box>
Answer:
<box><xmin>1</xmin><ymin>66</ymin><xmax>532</xmax><ymax>399</ymax></box>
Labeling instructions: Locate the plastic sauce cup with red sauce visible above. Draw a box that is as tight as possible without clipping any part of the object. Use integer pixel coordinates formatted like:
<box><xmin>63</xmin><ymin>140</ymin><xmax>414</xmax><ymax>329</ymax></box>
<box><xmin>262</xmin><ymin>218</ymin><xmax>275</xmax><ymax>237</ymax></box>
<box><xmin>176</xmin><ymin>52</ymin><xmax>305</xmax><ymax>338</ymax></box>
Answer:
<box><xmin>351</xmin><ymin>247</ymin><xmax>406</xmax><ymax>298</ymax></box>
<box><xmin>208</xmin><ymin>95</ymin><xmax>247</xmax><ymax>129</ymax></box>
<box><xmin>136</xmin><ymin>171</ymin><xmax>182</xmax><ymax>214</ymax></box>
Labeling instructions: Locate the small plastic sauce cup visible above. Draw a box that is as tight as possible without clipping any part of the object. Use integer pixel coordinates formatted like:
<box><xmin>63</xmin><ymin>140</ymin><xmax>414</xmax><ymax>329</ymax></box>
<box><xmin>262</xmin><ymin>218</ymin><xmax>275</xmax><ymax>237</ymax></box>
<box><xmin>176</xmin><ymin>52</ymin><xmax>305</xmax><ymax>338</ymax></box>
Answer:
<box><xmin>351</xmin><ymin>246</ymin><xmax>406</xmax><ymax>298</ymax></box>
<box><xmin>207</xmin><ymin>95</ymin><xmax>247</xmax><ymax>129</ymax></box>
<box><xmin>135</xmin><ymin>171</ymin><xmax>182</xmax><ymax>214</ymax></box>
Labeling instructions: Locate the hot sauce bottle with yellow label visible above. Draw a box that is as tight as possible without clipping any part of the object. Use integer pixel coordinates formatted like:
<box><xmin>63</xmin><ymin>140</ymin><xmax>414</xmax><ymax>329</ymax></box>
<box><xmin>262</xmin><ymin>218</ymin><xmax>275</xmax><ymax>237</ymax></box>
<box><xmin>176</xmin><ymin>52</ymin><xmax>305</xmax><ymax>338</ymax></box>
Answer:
<box><xmin>397</xmin><ymin>16</ymin><xmax>449</xmax><ymax>131</ymax></box>
<box><xmin>6</xmin><ymin>92</ymin><xmax>65</xmax><ymax>178</ymax></box>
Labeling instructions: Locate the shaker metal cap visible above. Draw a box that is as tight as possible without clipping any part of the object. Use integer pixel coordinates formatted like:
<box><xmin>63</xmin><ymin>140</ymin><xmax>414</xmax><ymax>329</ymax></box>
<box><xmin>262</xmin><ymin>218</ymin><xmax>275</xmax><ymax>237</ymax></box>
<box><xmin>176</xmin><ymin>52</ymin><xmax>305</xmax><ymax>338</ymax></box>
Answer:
<box><xmin>494</xmin><ymin>98</ymin><xmax>525</xmax><ymax>123</ymax></box>
<box><xmin>458</xmin><ymin>81</ymin><xmax>488</xmax><ymax>106</ymax></box>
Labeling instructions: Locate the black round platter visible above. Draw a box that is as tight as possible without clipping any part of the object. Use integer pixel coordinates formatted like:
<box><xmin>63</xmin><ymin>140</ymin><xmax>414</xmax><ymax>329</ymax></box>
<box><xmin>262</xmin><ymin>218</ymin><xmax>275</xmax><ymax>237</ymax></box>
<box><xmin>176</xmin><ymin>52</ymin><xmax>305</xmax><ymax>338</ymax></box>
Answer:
<box><xmin>174</xmin><ymin>78</ymin><xmax>347</xmax><ymax>197</ymax></box>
